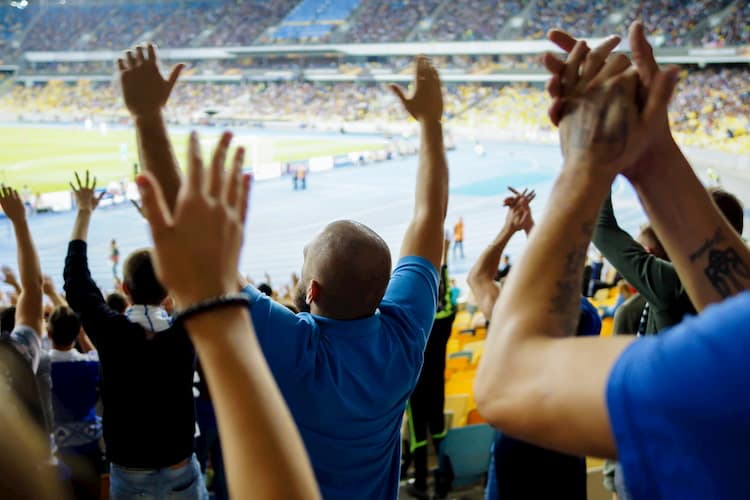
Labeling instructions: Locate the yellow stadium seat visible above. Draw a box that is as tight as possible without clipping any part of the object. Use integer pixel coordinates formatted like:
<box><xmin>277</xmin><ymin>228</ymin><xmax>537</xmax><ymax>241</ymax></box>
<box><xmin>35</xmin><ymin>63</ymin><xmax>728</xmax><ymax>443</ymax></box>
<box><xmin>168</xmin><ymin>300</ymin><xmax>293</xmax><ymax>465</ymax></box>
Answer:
<box><xmin>444</xmin><ymin>394</ymin><xmax>469</xmax><ymax>428</ymax></box>
<box><xmin>600</xmin><ymin>317</ymin><xmax>614</xmax><ymax>337</ymax></box>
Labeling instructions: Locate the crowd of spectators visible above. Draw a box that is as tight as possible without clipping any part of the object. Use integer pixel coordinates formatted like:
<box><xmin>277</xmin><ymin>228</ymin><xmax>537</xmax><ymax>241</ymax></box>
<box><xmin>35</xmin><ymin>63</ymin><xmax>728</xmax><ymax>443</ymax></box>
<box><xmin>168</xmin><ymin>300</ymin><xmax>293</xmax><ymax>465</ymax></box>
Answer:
<box><xmin>522</xmin><ymin>0</ymin><xmax>630</xmax><ymax>39</ymax></box>
<box><xmin>2</xmin><ymin>63</ymin><xmax>746</xmax><ymax>153</ymax></box>
<box><xmin>0</xmin><ymin>21</ymin><xmax>748</xmax><ymax>500</ymax></box>
<box><xmin>701</xmin><ymin>0</ymin><xmax>750</xmax><ymax>46</ymax></box>
<box><xmin>410</xmin><ymin>0</ymin><xmax>523</xmax><ymax>42</ymax></box>
<box><xmin>339</xmin><ymin>0</ymin><xmax>442</xmax><ymax>43</ymax></box>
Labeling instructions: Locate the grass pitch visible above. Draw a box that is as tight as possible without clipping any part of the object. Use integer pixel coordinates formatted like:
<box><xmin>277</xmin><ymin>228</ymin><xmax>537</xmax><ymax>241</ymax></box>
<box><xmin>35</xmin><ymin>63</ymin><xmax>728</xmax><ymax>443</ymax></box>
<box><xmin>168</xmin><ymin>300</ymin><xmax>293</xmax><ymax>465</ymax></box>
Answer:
<box><xmin>0</xmin><ymin>125</ymin><xmax>385</xmax><ymax>194</ymax></box>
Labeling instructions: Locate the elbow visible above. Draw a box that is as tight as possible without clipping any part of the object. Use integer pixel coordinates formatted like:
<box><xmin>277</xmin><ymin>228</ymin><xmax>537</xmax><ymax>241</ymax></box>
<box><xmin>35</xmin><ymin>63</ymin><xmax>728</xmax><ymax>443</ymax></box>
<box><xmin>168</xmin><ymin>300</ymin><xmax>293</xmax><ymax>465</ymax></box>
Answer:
<box><xmin>474</xmin><ymin>358</ymin><xmax>515</xmax><ymax>430</ymax></box>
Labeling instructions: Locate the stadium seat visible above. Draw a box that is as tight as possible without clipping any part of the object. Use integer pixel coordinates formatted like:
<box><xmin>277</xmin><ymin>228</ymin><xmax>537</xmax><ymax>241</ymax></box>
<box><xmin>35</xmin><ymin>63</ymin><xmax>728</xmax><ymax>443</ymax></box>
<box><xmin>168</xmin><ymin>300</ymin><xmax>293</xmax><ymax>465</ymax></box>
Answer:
<box><xmin>466</xmin><ymin>408</ymin><xmax>488</xmax><ymax>425</ymax></box>
<box><xmin>438</xmin><ymin>423</ymin><xmax>497</xmax><ymax>488</ymax></box>
<box><xmin>444</xmin><ymin>394</ymin><xmax>470</xmax><ymax>428</ymax></box>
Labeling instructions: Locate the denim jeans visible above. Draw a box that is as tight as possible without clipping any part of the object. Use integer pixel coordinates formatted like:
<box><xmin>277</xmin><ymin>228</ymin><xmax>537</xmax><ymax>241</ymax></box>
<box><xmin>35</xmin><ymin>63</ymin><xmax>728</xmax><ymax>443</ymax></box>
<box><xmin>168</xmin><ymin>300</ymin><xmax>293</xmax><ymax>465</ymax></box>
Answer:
<box><xmin>110</xmin><ymin>453</ymin><xmax>208</xmax><ymax>500</ymax></box>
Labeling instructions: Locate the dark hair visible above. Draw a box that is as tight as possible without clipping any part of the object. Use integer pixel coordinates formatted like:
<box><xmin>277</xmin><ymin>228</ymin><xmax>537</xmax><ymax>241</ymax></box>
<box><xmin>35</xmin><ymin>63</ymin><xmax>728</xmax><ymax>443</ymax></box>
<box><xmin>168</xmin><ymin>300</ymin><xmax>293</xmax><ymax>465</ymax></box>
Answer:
<box><xmin>0</xmin><ymin>307</ymin><xmax>15</xmax><ymax>334</ymax></box>
<box><xmin>106</xmin><ymin>293</ymin><xmax>128</xmax><ymax>314</ymax></box>
<box><xmin>48</xmin><ymin>306</ymin><xmax>81</xmax><ymax>348</ymax></box>
<box><xmin>709</xmin><ymin>188</ymin><xmax>744</xmax><ymax>235</ymax></box>
<box><xmin>258</xmin><ymin>283</ymin><xmax>273</xmax><ymax>296</ymax></box>
<box><xmin>123</xmin><ymin>249</ymin><xmax>167</xmax><ymax>305</ymax></box>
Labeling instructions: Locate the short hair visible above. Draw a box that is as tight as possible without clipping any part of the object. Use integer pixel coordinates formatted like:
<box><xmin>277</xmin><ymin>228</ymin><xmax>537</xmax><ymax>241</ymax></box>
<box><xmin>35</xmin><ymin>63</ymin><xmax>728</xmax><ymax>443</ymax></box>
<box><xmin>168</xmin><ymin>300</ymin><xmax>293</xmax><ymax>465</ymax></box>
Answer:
<box><xmin>709</xmin><ymin>188</ymin><xmax>744</xmax><ymax>235</ymax></box>
<box><xmin>106</xmin><ymin>292</ymin><xmax>128</xmax><ymax>314</ymax></box>
<box><xmin>48</xmin><ymin>306</ymin><xmax>81</xmax><ymax>348</ymax></box>
<box><xmin>0</xmin><ymin>307</ymin><xmax>15</xmax><ymax>334</ymax></box>
<box><xmin>123</xmin><ymin>249</ymin><xmax>167</xmax><ymax>306</ymax></box>
<box><xmin>258</xmin><ymin>283</ymin><xmax>273</xmax><ymax>296</ymax></box>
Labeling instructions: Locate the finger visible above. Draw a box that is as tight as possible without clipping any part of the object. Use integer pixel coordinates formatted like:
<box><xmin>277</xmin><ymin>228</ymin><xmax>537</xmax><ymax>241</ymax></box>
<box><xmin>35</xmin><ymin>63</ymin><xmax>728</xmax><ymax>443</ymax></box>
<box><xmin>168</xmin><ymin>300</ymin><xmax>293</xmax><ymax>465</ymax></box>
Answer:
<box><xmin>166</xmin><ymin>63</ymin><xmax>185</xmax><ymax>98</ymax></box>
<box><xmin>147</xmin><ymin>43</ymin><xmax>157</xmax><ymax>62</ymax></box>
<box><xmin>96</xmin><ymin>192</ymin><xmax>105</xmax><ymax>204</ymax></box>
<box><xmin>642</xmin><ymin>66</ymin><xmax>680</xmax><ymax>126</ymax></box>
<box><xmin>136</xmin><ymin>173</ymin><xmax>171</xmax><ymax>236</ymax></box>
<box><xmin>130</xmin><ymin>199</ymin><xmax>145</xmax><ymax>219</ymax></box>
<box><xmin>135</xmin><ymin>45</ymin><xmax>146</xmax><ymax>64</ymax></box>
<box><xmin>75</xmin><ymin>172</ymin><xmax>83</xmax><ymax>190</ymax></box>
<box><xmin>126</xmin><ymin>50</ymin><xmax>136</xmax><ymax>69</ymax></box>
<box><xmin>92</xmin><ymin>176</ymin><xmax>97</xmax><ymax>192</ymax></box>
<box><xmin>548</xmin><ymin>97</ymin><xmax>564</xmax><ymax>126</ymax></box>
<box><xmin>548</xmin><ymin>29</ymin><xmax>578</xmax><ymax>52</ymax></box>
<box><xmin>508</xmin><ymin>186</ymin><xmax>520</xmax><ymax>195</ymax></box>
<box><xmin>563</xmin><ymin>40</ymin><xmax>589</xmax><ymax>93</ymax></box>
<box><xmin>542</xmin><ymin>52</ymin><xmax>566</xmax><ymax>75</ymax></box>
<box><xmin>588</xmin><ymin>53</ymin><xmax>632</xmax><ymax>88</ymax></box>
<box><xmin>117</xmin><ymin>59</ymin><xmax>126</xmax><ymax>72</ymax></box>
<box><xmin>239</xmin><ymin>174</ymin><xmax>253</xmax><ymax>225</ymax></box>
<box><xmin>581</xmin><ymin>35</ymin><xmax>621</xmax><ymax>82</ymax></box>
<box><xmin>187</xmin><ymin>131</ymin><xmax>204</xmax><ymax>193</ymax></box>
<box><xmin>85</xmin><ymin>170</ymin><xmax>90</xmax><ymax>188</ymax></box>
<box><xmin>69</xmin><ymin>182</ymin><xmax>76</xmax><ymax>193</ymax></box>
<box><xmin>225</xmin><ymin>147</ymin><xmax>244</xmax><ymax>208</ymax></box>
<box><xmin>389</xmin><ymin>84</ymin><xmax>409</xmax><ymax>106</ymax></box>
<box><xmin>209</xmin><ymin>131</ymin><xmax>232</xmax><ymax>199</ymax></box>
<box><xmin>546</xmin><ymin>74</ymin><xmax>562</xmax><ymax>99</ymax></box>
<box><xmin>629</xmin><ymin>21</ymin><xmax>659</xmax><ymax>87</ymax></box>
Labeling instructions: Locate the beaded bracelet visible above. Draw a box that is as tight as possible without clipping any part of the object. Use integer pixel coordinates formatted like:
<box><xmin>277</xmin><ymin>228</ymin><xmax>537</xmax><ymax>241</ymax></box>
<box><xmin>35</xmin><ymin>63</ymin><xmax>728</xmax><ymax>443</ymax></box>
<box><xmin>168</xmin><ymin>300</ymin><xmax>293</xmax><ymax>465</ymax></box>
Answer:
<box><xmin>172</xmin><ymin>293</ymin><xmax>251</xmax><ymax>325</ymax></box>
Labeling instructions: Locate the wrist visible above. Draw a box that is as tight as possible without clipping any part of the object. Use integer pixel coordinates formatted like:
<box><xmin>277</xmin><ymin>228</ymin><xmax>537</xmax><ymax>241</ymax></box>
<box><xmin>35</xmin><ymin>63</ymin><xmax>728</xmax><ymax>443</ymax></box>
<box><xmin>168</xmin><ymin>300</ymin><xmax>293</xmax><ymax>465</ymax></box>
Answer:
<box><xmin>134</xmin><ymin>111</ymin><xmax>164</xmax><ymax>126</ymax></box>
<box><xmin>560</xmin><ymin>160</ymin><xmax>616</xmax><ymax>189</ymax></box>
<box><xmin>625</xmin><ymin>138</ymin><xmax>682</xmax><ymax>188</ymax></box>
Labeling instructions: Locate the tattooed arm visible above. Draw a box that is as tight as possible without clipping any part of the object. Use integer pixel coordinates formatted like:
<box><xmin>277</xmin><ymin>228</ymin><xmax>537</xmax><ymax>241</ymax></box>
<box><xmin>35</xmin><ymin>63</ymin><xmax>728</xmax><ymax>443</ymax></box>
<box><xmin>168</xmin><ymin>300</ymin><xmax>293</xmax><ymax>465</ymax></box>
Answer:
<box><xmin>475</xmin><ymin>36</ymin><xmax>679</xmax><ymax>458</ymax></box>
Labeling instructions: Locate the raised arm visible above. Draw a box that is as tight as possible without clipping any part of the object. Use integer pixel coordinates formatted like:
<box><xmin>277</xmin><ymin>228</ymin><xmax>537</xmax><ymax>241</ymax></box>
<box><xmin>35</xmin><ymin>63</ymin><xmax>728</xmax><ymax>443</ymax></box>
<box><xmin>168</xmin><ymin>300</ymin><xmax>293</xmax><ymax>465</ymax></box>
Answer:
<box><xmin>118</xmin><ymin>44</ymin><xmax>184</xmax><ymax>210</ymax></box>
<box><xmin>467</xmin><ymin>190</ymin><xmax>533</xmax><ymax>319</ymax></box>
<box><xmin>593</xmin><ymin>191</ymin><xmax>683</xmax><ymax>309</ymax></box>
<box><xmin>136</xmin><ymin>131</ymin><xmax>319</xmax><ymax>500</ymax></box>
<box><xmin>391</xmin><ymin>57</ymin><xmax>448</xmax><ymax>271</ymax></box>
<box><xmin>0</xmin><ymin>187</ymin><xmax>43</xmax><ymax>336</ymax></box>
<box><xmin>545</xmin><ymin>23</ymin><xmax>749</xmax><ymax>310</ymax></box>
<box><xmin>42</xmin><ymin>275</ymin><xmax>67</xmax><ymax>308</ymax></box>
<box><xmin>70</xmin><ymin>171</ymin><xmax>104</xmax><ymax>243</ymax></box>
<box><xmin>474</xmin><ymin>35</ymin><xmax>679</xmax><ymax>458</ymax></box>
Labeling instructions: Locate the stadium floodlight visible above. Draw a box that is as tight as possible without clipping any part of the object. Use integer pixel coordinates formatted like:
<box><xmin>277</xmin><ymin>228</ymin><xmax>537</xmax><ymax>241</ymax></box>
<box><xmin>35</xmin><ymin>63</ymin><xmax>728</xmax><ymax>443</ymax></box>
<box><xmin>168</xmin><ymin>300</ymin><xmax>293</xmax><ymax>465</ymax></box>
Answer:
<box><xmin>9</xmin><ymin>0</ymin><xmax>29</xmax><ymax>9</ymax></box>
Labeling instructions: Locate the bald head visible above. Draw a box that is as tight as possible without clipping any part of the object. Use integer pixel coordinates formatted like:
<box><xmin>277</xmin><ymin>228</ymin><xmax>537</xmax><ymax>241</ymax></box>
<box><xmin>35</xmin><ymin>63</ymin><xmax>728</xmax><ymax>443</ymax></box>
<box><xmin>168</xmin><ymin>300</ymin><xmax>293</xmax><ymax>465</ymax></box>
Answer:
<box><xmin>297</xmin><ymin>220</ymin><xmax>392</xmax><ymax>320</ymax></box>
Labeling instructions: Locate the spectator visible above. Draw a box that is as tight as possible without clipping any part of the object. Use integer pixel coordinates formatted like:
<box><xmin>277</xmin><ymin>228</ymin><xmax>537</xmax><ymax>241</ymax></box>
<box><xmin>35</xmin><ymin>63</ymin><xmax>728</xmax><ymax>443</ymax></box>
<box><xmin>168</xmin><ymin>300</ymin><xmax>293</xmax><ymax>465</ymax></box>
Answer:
<box><xmin>495</xmin><ymin>254</ymin><xmax>512</xmax><ymax>280</ymax></box>
<box><xmin>121</xmin><ymin>45</ymin><xmax>448</xmax><ymax>499</ymax></box>
<box><xmin>405</xmin><ymin>239</ymin><xmax>455</xmax><ymax>499</ymax></box>
<box><xmin>453</xmin><ymin>217</ymin><xmax>465</xmax><ymax>259</ymax></box>
<box><xmin>105</xmin><ymin>292</ymin><xmax>128</xmax><ymax>313</ymax></box>
<box><xmin>48</xmin><ymin>305</ymin><xmax>102</xmax><ymax>500</ymax></box>
<box><xmin>476</xmin><ymin>22</ymin><xmax>750</xmax><ymax>498</ymax></box>
<box><xmin>63</xmin><ymin>172</ymin><xmax>206</xmax><ymax>499</ymax></box>
<box><xmin>467</xmin><ymin>189</ymin><xmax>593</xmax><ymax>499</ymax></box>
<box><xmin>135</xmin><ymin>130</ymin><xmax>319</xmax><ymax>499</ymax></box>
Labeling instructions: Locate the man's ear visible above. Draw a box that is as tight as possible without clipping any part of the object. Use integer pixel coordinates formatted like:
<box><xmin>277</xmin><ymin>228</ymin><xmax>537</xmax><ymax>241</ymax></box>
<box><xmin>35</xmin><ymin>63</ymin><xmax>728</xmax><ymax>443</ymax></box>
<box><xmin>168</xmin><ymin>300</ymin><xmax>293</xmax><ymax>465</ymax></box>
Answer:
<box><xmin>306</xmin><ymin>280</ymin><xmax>321</xmax><ymax>305</ymax></box>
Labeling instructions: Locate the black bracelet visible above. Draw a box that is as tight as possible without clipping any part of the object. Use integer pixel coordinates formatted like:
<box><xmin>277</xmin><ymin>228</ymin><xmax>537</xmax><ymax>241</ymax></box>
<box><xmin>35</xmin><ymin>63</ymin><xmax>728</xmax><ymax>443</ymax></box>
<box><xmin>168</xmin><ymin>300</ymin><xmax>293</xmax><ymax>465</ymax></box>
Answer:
<box><xmin>172</xmin><ymin>293</ymin><xmax>251</xmax><ymax>325</ymax></box>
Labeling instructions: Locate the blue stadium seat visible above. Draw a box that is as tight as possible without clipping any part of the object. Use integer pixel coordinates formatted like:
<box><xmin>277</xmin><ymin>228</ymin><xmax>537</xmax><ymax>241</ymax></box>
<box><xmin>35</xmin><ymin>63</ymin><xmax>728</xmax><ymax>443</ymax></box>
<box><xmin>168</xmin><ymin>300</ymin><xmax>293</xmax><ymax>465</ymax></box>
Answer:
<box><xmin>438</xmin><ymin>423</ymin><xmax>497</xmax><ymax>488</ymax></box>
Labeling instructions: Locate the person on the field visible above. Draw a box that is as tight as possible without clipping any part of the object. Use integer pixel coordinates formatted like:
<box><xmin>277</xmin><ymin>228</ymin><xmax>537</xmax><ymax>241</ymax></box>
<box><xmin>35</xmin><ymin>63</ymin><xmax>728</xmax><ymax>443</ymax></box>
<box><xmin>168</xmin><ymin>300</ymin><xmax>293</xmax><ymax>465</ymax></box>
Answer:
<box><xmin>119</xmin><ymin>46</ymin><xmax>449</xmax><ymax>500</ymax></box>
<box><xmin>453</xmin><ymin>217</ymin><xmax>464</xmax><ymax>259</ymax></box>
<box><xmin>109</xmin><ymin>239</ymin><xmax>120</xmax><ymax>279</ymax></box>
<box><xmin>475</xmin><ymin>22</ymin><xmax>750</xmax><ymax>499</ymax></box>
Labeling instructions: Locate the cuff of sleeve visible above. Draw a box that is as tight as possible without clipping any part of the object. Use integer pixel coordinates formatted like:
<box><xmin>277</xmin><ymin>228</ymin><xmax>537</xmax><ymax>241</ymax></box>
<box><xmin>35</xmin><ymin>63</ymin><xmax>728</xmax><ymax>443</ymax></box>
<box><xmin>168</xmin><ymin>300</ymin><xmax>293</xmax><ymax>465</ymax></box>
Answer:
<box><xmin>241</xmin><ymin>285</ymin><xmax>264</xmax><ymax>305</ymax></box>
<box><xmin>68</xmin><ymin>240</ymin><xmax>88</xmax><ymax>254</ymax></box>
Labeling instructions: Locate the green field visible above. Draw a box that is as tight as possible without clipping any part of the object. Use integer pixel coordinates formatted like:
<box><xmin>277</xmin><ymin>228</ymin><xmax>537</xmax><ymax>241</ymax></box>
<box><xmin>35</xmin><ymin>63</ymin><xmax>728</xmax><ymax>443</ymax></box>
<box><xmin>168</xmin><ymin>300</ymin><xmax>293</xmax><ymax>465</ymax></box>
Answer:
<box><xmin>0</xmin><ymin>126</ymin><xmax>385</xmax><ymax>193</ymax></box>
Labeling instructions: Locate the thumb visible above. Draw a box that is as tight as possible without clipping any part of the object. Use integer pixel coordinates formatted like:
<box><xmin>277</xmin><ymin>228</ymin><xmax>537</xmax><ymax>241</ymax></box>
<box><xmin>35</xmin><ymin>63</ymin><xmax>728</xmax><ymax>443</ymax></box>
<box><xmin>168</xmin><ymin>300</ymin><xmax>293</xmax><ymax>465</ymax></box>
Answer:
<box><xmin>628</xmin><ymin>21</ymin><xmax>659</xmax><ymax>86</ymax></box>
<box><xmin>165</xmin><ymin>63</ymin><xmax>185</xmax><ymax>98</ymax></box>
<box><xmin>136</xmin><ymin>172</ymin><xmax>171</xmax><ymax>237</ymax></box>
<box><xmin>642</xmin><ymin>67</ymin><xmax>680</xmax><ymax>125</ymax></box>
<box><xmin>389</xmin><ymin>84</ymin><xmax>409</xmax><ymax>108</ymax></box>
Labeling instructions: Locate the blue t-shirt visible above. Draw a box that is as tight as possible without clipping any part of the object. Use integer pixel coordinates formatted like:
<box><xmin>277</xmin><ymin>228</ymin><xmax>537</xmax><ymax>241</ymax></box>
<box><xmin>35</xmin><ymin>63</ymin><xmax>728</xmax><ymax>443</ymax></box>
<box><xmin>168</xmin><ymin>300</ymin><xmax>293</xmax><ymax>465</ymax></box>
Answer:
<box><xmin>244</xmin><ymin>256</ymin><xmax>439</xmax><ymax>500</ymax></box>
<box><xmin>607</xmin><ymin>291</ymin><xmax>750</xmax><ymax>499</ymax></box>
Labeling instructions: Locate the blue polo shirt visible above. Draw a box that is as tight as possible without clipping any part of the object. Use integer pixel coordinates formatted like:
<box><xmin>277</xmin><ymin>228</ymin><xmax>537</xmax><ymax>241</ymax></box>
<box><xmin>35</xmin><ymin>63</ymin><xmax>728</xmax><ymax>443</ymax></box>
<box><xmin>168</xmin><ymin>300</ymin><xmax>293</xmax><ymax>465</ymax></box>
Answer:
<box><xmin>244</xmin><ymin>256</ymin><xmax>438</xmax><ymax>500</ymax></box>
<box><xmin>607</xmin><ymin>291</ymin><xmax>750</xmax><ymax>499</ymax></box>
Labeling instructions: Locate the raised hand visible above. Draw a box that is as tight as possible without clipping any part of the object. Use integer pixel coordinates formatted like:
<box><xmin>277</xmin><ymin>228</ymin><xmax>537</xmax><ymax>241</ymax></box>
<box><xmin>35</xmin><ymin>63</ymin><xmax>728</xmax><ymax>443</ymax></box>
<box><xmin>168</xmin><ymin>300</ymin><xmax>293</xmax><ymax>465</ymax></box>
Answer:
<box><xmin>70</xmin><ymin>171</ymin><xmax>104</xmax><ymax>212</ymax></box>
<box><xmin>0</xmin><ymin>185</ymin><xmax>26</xmax><ymax>224</ymax></box>
<box><xmin>543</xmin><ymin>22</ymin><xmax>681</xmax><ymax>179</ymax></box>
<box><xmin>1</xmin><ymin>265</ymin><xmax>19</xmax><ymax>289</ymax></box>
<box><xmin>42</xmin><ymin>275</ymin><xmax>55</xmax><ymax>296</ymax></box>
<box><xmin>118</xmin><ymin>43</ymin><xmax>185</xmax><ymax>119</ymax></box>
<box><xmin>504</xmin><ymin>187</ymin><xmax>535</xmax><ymax>234</ymax></box>
<box><xmin>390</xmin><ymin>56</ymin><xmax>443</xmax><ymax>123</ymax></box>
<box><xmin>136</xmin><ymin>131</ymin><xmax>251</xmax><ymax>307</ymax></box>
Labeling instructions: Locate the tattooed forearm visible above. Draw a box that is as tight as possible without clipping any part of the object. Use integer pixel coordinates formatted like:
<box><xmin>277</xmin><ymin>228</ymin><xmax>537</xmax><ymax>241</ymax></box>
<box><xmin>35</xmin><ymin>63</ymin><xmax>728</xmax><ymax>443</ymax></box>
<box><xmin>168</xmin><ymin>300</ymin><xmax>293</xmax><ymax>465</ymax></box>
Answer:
<box><xmin>548</xmin><ymin>222</ymin><xmax>593</xmax><ymax>335</ymax></box>
<box><xmin>689</xmin><ymin>227</ymin><xmax>724</xmax><ymax>262</ymax></box>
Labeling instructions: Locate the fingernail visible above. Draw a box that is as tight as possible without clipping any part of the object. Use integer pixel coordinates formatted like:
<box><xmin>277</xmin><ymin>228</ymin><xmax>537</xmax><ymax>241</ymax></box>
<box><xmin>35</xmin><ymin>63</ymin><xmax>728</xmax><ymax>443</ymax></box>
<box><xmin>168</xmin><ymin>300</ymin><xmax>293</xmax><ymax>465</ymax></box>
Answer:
<box><xmin>135</xmin><ymin>176</ymin><xmax>148</xmax><ymax>189</ymax></box>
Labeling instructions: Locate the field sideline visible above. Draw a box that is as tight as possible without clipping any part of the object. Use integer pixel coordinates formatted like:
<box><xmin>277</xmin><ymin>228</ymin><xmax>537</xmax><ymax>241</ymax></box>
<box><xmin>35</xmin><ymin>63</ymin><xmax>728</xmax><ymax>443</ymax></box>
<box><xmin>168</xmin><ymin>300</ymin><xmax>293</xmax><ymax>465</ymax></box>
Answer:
<box><xmin>0</xmin><ymin>125</ymin><xmax>385</xmax><ymax>193</ymax></box>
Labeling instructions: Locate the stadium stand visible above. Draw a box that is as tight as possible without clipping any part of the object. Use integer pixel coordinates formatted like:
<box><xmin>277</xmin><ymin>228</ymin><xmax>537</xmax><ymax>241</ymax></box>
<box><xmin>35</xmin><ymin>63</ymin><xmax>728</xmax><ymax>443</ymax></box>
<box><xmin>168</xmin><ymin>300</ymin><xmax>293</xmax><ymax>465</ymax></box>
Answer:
<box><xmin>410</xmin><ymin>0</ymin><xmax>524</xmax><ymax>41</ymax></box>
<box><xmin>271</xmin><ymin>0</ymin><xmax>360</xmax><ymax>42</ymax></box>
<box><xmin>337</xmin><ymin>0</ymin><xmax>443</xmax><ymax>42</ymax></box>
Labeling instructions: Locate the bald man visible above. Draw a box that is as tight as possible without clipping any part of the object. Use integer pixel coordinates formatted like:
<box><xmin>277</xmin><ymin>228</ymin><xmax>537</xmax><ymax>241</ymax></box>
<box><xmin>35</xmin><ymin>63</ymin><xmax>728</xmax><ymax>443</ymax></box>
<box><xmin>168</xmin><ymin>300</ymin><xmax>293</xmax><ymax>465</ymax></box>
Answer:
<box><xmin>118</xmin><ymin>48</ymin><xmax>448</xmax><ymax>500</ymax></box>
